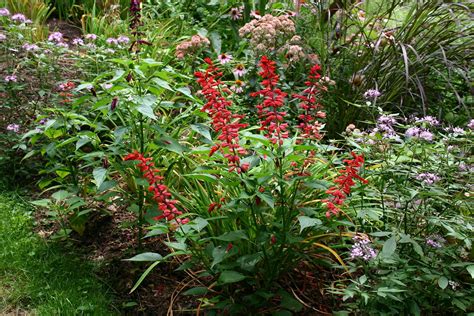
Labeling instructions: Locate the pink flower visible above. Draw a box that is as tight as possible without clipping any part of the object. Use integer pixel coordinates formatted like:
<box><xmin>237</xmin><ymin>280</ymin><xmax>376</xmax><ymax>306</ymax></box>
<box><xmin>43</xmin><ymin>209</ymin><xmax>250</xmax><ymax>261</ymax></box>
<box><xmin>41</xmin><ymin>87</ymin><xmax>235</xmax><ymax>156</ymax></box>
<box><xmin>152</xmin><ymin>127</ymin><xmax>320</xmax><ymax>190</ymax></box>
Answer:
<box><xmin>0</xmin><ymin>33</ymin><xmax>6</xmax><ymax>41</ymax></box>
<box><xmin>117</xmin><ymin>35</ymin><xmax>130</xmax><ymax>44</ymax></box>
<box><xmin>22</xmin><ymin>43</ymin><xmax>39</xmax><ymax>51</ymax></box>
<box><xmin>72</xmin><ymin>38</ymin><xmax>84</xmax><ymax>46</ymax></box>
<box><xmin>0</xmin><ymin>8</ymin><xmax>10</xmax><ymax>16</ymax></box>
<box><xmin>217</xmin><ymin>53</ymin><xmax>232</xmax><ymax>64</ymax></box>
<box><xmin>233</xmin><ymin>64</ymin><xmax>246</xmax><ymax>77</ymax></box>
<box><xmin>6</xmin><ymin>123</ymin><xmax>20</xmax><ymax>133</ymax></box>
<box><xmin>5</xmin><ymin>75</ymin><xmax>17</xmax><ymax>82</ymax></box>
<box><xmin>230</xmin><ymin>80</ymin><xmax>245</xmax><ymax>93</ymax></box>
<box><xmin>11</xmin><ymin>13</ymin><xmax>28</xmax><ymax>23</ymax></box>
<box><xmin>229</xmin><ymin>7</ymin><xmax>242</xmax><ymax>20</ymax></box>
<box><xmin>48</xmin><ymin>32</ymin><xmax>63</xmax><ymax>43</ymax></box>
<box><xmin>85</xmin><ymin>34</ymin><xmax>97</xmax><ymax>41</ymax></box>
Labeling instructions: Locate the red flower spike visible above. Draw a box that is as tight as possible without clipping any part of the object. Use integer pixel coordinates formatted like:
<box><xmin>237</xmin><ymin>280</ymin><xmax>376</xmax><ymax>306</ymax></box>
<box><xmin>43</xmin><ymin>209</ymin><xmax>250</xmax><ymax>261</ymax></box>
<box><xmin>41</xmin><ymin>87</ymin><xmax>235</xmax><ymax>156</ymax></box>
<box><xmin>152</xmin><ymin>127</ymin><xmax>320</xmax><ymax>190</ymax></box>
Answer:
<box><xmin>292</xmin><ymin>64</ymin><xmax>325</xmax><ymax>140</ymax></box>
<box><xmin>195</xmin><ymin>59</ymin><xmax>248</xmax><ymax>172</ymax></box>
<box><xmin>124</xmin><ymin>151</ymin><xmax>188</xmax><ymax>225</ymax></box>
<box><xmin>323</xmin><ymin>152</ymin><xmax>367</xmax><ymax>218</ymax></box>
<box><xmin>251</xmin><ymin>56</ymin><xmax>289</xmax><ymax>145</ymax></box>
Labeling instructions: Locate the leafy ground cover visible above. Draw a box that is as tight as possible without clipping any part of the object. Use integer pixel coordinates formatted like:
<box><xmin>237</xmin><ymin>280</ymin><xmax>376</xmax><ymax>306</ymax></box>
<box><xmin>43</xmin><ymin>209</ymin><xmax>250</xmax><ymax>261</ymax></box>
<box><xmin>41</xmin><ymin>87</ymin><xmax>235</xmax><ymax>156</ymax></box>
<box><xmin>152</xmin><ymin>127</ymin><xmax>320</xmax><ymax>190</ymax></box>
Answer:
<box><xmin>0</xmin><ymin>189</ymin><xmax>116</xmax><ymax>315</ymax></box>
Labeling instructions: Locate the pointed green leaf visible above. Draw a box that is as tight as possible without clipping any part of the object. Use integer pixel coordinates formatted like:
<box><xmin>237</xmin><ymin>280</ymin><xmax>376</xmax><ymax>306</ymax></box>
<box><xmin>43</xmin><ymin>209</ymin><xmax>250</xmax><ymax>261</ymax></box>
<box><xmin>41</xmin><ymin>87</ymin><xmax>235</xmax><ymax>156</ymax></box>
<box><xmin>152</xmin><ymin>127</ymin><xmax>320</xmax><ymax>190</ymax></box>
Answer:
<box><xmin>218</xmin><ymin>270</ymin><xmax>246</xmax><ymax>284</ymax></box>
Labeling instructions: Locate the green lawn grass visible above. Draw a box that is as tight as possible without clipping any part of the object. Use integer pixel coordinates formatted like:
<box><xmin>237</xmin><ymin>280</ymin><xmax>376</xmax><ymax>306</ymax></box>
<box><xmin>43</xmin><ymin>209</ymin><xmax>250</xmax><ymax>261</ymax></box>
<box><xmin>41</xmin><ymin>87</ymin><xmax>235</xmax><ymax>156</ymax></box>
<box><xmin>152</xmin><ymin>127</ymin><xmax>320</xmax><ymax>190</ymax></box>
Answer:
<box><xmin>0</xmin><ymin>190</ymin><xmax>117</xmax><ymax>315</ymax></box>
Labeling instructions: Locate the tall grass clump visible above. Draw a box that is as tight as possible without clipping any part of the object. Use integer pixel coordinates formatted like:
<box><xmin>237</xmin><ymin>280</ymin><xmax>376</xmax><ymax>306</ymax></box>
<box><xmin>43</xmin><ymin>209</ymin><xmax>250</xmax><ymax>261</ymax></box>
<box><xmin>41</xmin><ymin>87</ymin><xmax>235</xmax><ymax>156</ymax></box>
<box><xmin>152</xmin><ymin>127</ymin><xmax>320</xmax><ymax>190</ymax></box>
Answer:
<box><xmin>301</xmin><ymin>0</ymin><xmax>472</xmax><ymax>136</ymax></box>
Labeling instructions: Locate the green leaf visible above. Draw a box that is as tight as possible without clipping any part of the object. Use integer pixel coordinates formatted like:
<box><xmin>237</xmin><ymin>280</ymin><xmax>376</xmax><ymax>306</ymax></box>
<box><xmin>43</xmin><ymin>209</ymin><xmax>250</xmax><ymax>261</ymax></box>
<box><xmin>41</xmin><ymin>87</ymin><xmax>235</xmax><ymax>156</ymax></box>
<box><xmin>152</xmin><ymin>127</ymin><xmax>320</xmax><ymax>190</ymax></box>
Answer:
<box><xmin>124</xmin><ymin>252</ymin><xmax>163</xmax><ymax>262</ymax></box>
<box><xmin>52</xmin><ymin>190</ymin><xmax>71</xmax><ymax>202</ymax></box>
<box><xmin>209</xmin><ymin>31</ymin><xmax>222</xmax><ymax>54</ymax></box>
<box><xmin>466</xmin><ymin>265</ymin><xmax>474</xmax><ymax>279</ymax></box>
<box><xmin>256</xmin><ymin>192</ymin><xmax>274</xmax><ymax>209</ymax></box>
<box><xmin>93</xmin><ymin>167</ymin><xmax>107</xmax><ymax>189</ymax></box>
<box><xmin>211</xmin><ymin>246</ymin><xmax>226</xmax><ymax>268</ymax></box>
<box><xmin>218</xmin><ymin>270</ymin><xmax>246</xmax><ymax>284</ymax></box>
<box><xmin>298</xmin><ymin>216</ymin><xmax>322</xmax><ymax>233</ymax></box>
<box><xmin>279</xmin><ymin>289</ymin><xmax>303</xmax><ymax>312</ymax></box>
<box><xmin>176</xmin><ymin>87</ymin><xmax>194</xmax><ymax>100</ymax></box>
<box><xmin>31</xmin><ymin>199</ymin><xmax>51</xmax><ymax>207</ymax></box>
<box><xmin>382</xmin><ymin>236</ymin><xmax>397</xmax><ymax>257</ymax></box>
<box><xmin>136</xmin><ymin>102</ymin><xmax>156</xmax><ymax>120</ymax></box>
<box><xmin>156</xmin><ymin>136</ymin><xmax>189</xmax><ymax>154</ymax></box>
<box><xmin>184</xmin><ymin>173</ymin><xmax>217</xmax><ymax>183</ymax></box>
<box><xmin>130</xmin><ymin>261</ymin><xmax>161</xmax><ymax>293</ymax></box>
<box><xmin>152</xmin><ymin>78</ymin><xmax>173</xmax><ymax>91</ymax></box>
<box><xmin>182</xmin><ymin>287</ymin><xmax>209</xmax><ymax>296</ymax></box>
<box><xmin>215</xmin><ymin>230</ymin><xmax>248</xmax><ymax>242</ymax></box>
<box><xmin>164</xmin><ymin>241</ymin><xmax>187</xmax><ymax>251</ymax></box>
<box><xmin>438</xmin><ymin>276</ymin><xmax>448</xmax><ymax>289</ymax></box>
<box><xmin>190</xmin><ymin>123</ymin><xmax>212</xmax><ymax>141</ymax></box>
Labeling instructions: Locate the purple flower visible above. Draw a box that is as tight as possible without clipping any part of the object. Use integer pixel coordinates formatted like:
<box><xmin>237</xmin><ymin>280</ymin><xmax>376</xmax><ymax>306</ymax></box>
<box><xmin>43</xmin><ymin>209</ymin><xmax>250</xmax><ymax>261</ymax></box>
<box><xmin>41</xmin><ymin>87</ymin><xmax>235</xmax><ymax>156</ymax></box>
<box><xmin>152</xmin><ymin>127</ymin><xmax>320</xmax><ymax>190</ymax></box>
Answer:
<box><xmin>377</xmin><ymin>115</ymin><xmax>396</xmax><ymax>126</ymax></box>
<box><xmin>415</xmin><ymin>116</ymin><xmax>440</xmax><ymax>126</ymax></box>
<box><xmin>110</xmin><ymin>97</ymin><xmax>118</xmax><ymax>110</ymax></box>
<box><xmin>452</xmin><ymin>127</ymin><xmax>465</xmax><ymax>135</ymax></box>
<box><xmin>6</xmin><ymin>123</ymin><xmax>20</xmax><ymax>132</ymax></box>
<box><xmin>22</xmin><ymin>43</ymin><xmax>40</xmax><ymax>51</ymax></box>
<box><xmin>56</xmin><ymin>42</ymin><xmax>69</xmax><ymax>48</ymax></box>
<box><xmin>72</xmin><ymin>38</ymin><xmax>84</xmax><ymax>46</ymax></box>
<box><xmin>85</xmin><ymin>34</ymin><xmax>97</xmax><ymax>41</ymax></box>
<box><xmin>48</xmin><ymin>32</ymin><xmax>63</xmax><ymax>43</ymax></box>
<box><xmin>468</xmin><ymin>119</ymin><xmax>474</xmax><ymax>130</ymax></box>
<box><xmin>233</xmin><ymin>64</ymin><xmax>246</xmax><ymax>77</ymax></box>
<box><xmin>416</xmin><ymin>172</ymin><xmax>440</xmax><ymax>185</ymax></box>
<box><xmin>350</xmin><ymin>235</ymin><xmax>377</xmax><ymax>261</ymax></box>
<box><xmin>426</xmin><ymin>235</ymin><xmax>445</xmax><ymax>248</ymax></box>
<box><xmin>11</xmin><ymin>13</ymin><xmax>28</xmax><ymax>23</ymax></box>
<box><xmin>405</xmin><ymin>127</ymin><xmax>433</xmax><ymax>141</ymax></box>
<box><xmin>5</xmin><ymin>75</ymin><xmax>17</xmax><ymax>82</ymax></box>
<box><xmin>363</xmin><ymin>89</ymin><xmax>381</xmax><ymax>100</ymax></box>
<box><xmin>0</xmin><ymin>33</ymin><xmax>6</xmax><ymax>41</ymax></box>
<box><xmin>0</xmin><ymin>8</ymin><xmax>10</xmax><ymax>16</ymax></box>
<box><xmin>117</xmin><ymin>35</ymin><xmax>130</xmax><ymax>44</ymax></box>
<box><xmin>106</xmin><ymin>38</ymin><xmax>118</xmax><ymax>45</ymax></box>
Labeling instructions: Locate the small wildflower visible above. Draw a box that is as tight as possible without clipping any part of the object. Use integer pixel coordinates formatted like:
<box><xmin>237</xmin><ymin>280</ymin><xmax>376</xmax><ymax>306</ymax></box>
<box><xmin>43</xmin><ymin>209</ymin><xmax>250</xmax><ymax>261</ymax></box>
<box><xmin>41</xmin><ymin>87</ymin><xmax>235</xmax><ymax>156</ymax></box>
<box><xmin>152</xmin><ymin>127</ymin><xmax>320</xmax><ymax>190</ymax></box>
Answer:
<box><xmin>217</xmin><ymin>53</ymin><xmax>232</xmax><ymax>64</ymax></box>
<box><xmin>22</xmin><ymin>43</ymin><xmax>40</xmax><ymax>51</ymax></box>
<box><xmin>229</xmin><ymin>7</ymin><xmax>243</xmax><ymax>20</ymax></box>
<box><xmin>72</xmin><ymin>38</ymin><xmax>84</xmax><ymax>46</ymax></box>
<box><xmin>416</xmin><ymin>172</ymin><xmax>440</xmax><ymax>185</ymax></box>
<box><xmin>0</xmin><ymin>33</ymin><xmax>6</xmax><ymax>41</ymax></box>
<box><xmin>106</xmin><ymin>37</ymin><xmax>119</xmax><ymax>45</ymax></box>
<box><xmin>468</xmin><ymin>119</ymin><xmax>474</xmax><ymax>130</ymax></box>
<box><xmin>6</xmin><ymin>123</ymin><xmax>20</xmax><ymax>133</ymax></box>
<box><xmin>350</xmin><ymin>235</ymin><xmax>377</xmax><ymax>261</ymax></box>
<box><xmin>451</xmin><ymin>127</ymin><xmax>465</xmax><ymax>136</ymax></box>
<box><xmin>0</xmin><ymin>8</ymin><xmax>10</xmax><ymax>16</ymax></box>
<box><xmin>426</xmin><ymin>234</ymin><xmax>445</xmax><ymax>248</ymax></box>
<box><xmin>363</xmin><ymin>89</ymin><xmax>381</xmax><ymax>99</ymax></box>
<box><xmin>405</xmin><ymin>127</ymin><xmax>433</xmax><ymax>141</ymax></box>
<box><xmin>449</xmin><ymin>281</ymin><xmax>460</xmax><ymax>291</ymax></box>
<box><xmin>5</xmin><ymin>75</ymin><xmax>17</xmax><ymax>82</ymax></box>
<box><xmin>48</xmin><ymin>32</ymin><xmax>63</xmax><ymax>43</ymax></box>
<box><xmin>415</xmin><ymin>115</ymin><xmax>439</xmax><ymax>126</ymax></box>
<box><xmin>250</xmin><ymin>10</ymin><xmax>261</xmax><ymax>19</ymax></box>
<box><xmin>56</xmin><ymin>42</ymin><xmax>69</xmax><ymax>49</ymax></box>
<box><xmin>233</xmin><ymin>64</ymin><xmax>246</xmax><ymax>77</ymax></box>
<box><xmin>11</xmin><ymin>13</ymin><xmax>28</xmax><ymax>23</ymax></box>
<box><xmin>117</xmin><ymin>35</ymin><xmax>130</xmax><ymax>44</ymax></box>
<box><xmin>85</xmin><ymin>34</ymin><xmax>97</xmax><ymax>41</ymax></box>
<box><xmin>102</xmin><ymin>83</ymin><xmax>113</xmax><ymax>90</ymax></box>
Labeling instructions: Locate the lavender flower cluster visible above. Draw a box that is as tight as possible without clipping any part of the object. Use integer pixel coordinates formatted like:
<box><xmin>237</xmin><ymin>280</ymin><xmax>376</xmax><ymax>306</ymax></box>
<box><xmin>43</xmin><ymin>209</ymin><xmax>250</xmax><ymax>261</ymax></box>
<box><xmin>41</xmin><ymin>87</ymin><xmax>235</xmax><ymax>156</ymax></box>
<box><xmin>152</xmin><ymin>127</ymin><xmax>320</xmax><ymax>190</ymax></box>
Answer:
<box><xmin>405</xmin><ymin>126</ymin><xmax>434</xmax><ymax>141</ymax></box>
<box><xmin>350</xmin><ymin>235</ymin><xmax>377</xmax><ymax>261</ymax></box>
<box><xmin>426</xmin><ymin>234</ymin><xmax>446</xmax><ymax>248</ymax></box>
<box><xmin>416</xmin><ymin>172</ymin><xmax>440</xmax><ymax>185</ymax></box>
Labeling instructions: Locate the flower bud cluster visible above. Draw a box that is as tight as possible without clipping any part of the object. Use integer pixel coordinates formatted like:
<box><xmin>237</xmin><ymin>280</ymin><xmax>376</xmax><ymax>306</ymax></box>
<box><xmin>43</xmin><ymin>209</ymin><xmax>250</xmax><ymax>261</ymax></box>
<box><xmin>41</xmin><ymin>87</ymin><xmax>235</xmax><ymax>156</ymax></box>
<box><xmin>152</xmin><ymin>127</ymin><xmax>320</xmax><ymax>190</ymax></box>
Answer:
<box><xmin>239</xmin><ymin>14</ymin><xmax>295</xmax><ymax>52</ymax></box>
<box><xmin>175</xmin><ymin>35</ymin><xmax>210</xmax><ymax>59</ymax></box>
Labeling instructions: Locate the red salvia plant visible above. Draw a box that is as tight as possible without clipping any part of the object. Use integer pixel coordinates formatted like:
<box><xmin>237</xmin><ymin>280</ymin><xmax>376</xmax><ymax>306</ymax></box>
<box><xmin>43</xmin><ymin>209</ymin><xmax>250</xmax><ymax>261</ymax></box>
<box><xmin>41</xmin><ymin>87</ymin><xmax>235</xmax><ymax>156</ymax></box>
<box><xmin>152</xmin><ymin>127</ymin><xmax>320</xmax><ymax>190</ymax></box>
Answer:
<box><xmin>124</xmin><ymin>150</ymin><xmax>189</xmax><ymax>225</ymax></box>
<box><xmin>323</xmin><ymin>152</ymin><xmax>368</xmax><ymax>218</ymax></box>
<box><xmin>195</xmin><ymin>58</ymin><xmax>248</xmax><ymax>173</ymax></box>
<box><xmin>293</xmin><ymin>64</ymin><xmax>326</xmax><ymax>140</ymax></box>
<box><xmin>250</xmin><ymin>56</ymin><xmax>289</xmax><ymax>145</ymax></box>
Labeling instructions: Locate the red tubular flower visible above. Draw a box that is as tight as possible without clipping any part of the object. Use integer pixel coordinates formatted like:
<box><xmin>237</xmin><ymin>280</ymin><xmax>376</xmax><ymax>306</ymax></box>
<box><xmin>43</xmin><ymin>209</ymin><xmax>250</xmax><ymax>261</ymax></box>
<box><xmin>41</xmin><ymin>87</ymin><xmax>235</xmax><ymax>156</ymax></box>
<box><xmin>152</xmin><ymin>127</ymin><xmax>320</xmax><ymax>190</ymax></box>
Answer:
<box><xmin>292</xmin><ymin>64</ymin><xmax>325</xmax><ymax>140</ymax></box>
<box><xmin>124</xmin><ymin>151</ymin><xmax>189</xmax><ymax>225</ymax></box>
<box><xmin>323</xmin><ymin>152</ymin><xmax>368</xmax><ymax>218</ymax></box>
<box><xmin>250</xmin><ymin>56</ymin><xmax>288</xmax><ymax>145</ymax></box>
<box><xmin>195</xmin><ymin>58</ymin><xmax>248</xmax><ymax>172</ymax></box>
